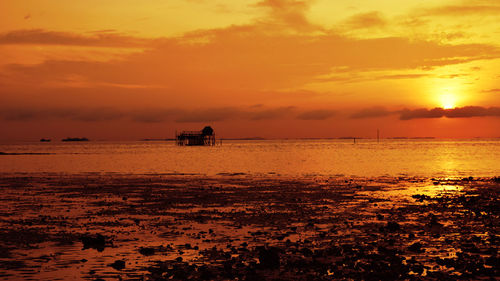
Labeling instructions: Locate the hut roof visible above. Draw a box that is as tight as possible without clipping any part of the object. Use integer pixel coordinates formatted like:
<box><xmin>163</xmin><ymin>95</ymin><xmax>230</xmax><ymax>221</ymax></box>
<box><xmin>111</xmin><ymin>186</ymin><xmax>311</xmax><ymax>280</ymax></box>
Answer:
<box><xmin>202</xmin><ymin>126</ymin><xmax>214</xmax><ymax>136</ymax></box>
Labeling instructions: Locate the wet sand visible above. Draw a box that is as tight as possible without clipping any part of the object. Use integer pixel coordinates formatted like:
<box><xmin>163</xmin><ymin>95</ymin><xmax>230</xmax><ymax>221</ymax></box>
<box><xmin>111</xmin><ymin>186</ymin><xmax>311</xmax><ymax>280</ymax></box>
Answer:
<box><xmin>0</xmin><ymin>174</ymin><xmax>498</xmax><ymax>280</ymax></box>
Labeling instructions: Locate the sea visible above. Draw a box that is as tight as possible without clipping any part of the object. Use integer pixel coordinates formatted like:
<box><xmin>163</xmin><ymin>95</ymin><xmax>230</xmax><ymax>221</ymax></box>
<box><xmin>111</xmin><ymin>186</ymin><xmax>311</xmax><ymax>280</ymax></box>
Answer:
<box><xmin>0</xmin><ymin>139</ymin><xmax>499</xmax><ymax>178</ymax></box>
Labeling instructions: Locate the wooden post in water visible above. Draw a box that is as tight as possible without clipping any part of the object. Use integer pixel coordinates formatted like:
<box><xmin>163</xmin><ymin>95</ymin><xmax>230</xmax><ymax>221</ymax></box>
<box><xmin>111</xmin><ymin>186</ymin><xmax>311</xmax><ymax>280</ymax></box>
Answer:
<box><xmin>377</xmin><ymin>129</ymin><xmax>380</xmax><ymax>143</ymax></box>
<box><xmin>353</xmin><ymin>137</ymin><xmax>356</xmax><ymax>144</ymax></box>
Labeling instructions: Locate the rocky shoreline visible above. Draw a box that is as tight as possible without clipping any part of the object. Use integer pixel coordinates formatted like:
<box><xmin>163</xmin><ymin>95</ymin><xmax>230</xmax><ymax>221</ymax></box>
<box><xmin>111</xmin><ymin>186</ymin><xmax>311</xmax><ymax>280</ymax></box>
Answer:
<box><xmin>0</xmin><ymin>174</ymin><xmax>498</xmax><ymax>280</ymax></box>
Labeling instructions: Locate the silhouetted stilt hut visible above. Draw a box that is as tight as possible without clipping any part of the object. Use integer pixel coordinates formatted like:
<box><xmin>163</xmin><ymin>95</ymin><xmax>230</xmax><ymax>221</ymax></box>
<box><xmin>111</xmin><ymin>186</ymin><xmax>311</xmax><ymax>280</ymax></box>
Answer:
<box><xmin>176</xmin><ymin>126</ymin><xmax>216</xmax><ymax>146</ymax></box>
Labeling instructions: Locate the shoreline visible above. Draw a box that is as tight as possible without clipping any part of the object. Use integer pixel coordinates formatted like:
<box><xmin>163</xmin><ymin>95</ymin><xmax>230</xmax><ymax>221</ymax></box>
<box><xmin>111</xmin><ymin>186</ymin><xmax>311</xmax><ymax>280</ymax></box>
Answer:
<box><xmin>0</xmin><ymin>174</ymin><xmax>498</xmax><ymax>280</ymax></box>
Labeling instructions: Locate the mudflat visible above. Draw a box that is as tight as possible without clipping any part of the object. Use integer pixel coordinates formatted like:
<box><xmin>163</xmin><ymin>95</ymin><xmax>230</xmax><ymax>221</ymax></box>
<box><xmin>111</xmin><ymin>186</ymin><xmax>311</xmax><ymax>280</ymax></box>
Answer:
<box><xmin>0</xmin><ymin>174</ymin><xmax>498</xmax><ymax>280</ymax></box>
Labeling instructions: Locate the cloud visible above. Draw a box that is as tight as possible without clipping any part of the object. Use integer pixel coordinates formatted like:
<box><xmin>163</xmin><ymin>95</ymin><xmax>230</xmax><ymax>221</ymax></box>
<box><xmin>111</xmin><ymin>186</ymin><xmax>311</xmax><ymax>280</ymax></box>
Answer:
<box><xmin>377</xmin><ymin>74</ymin><xmax>428</xmax><ymax>80</ymax></box>
<box><xmin>445</xmin><ymin>106</ymin><xmax>500</xmax><ymax>118</ymax></box>
<box><xmin>87</xmin><ymin>29</ymin><xmax>119</xmax><ymax>34</ymax></box>
<box><xmin>297</xmin><ymin>109</ymin><xmax>336</xmax><ymax>120</ymax></box>
<box><xmin>130</xmin><ymin>109</ymin><xmax>181</xmax><ymax>123</ymax></box>
<box><xmin>71</xmin><ymin>108</ymin><xmax>124</xmax><ymax>122</ymax></box>
<box><xmin>482</xmin><ymin>88</ymin><xmax>500</xmax><ymax>94</ymax></box>
<box><xmin>174</xmin><ymin>107</ymin><xmax>242</xmax><ymax>123</ymax></box>
<box><xmin>1</xmin><ymin>108</ymin><xmax>49</xmax><ymax>121</ymax></box>
<box><xmin>345</xmin><ymin>11</ymin><xmax>386</xmax><ymax>29</ymax></box>
<box><xmin>2</xmin><ymin>105</ymin><xmax>500</xmax><ymax>125</ymax></box>
<box><xmin>0</xmin><ymin>106</ymin><xmax>190</xmax><ymax>123</ymax></box>
<box><xmin>173</xmin><ymin>106</ymin><xmax>296</xmax><ymax>122</ymax></box>
<box><xmin>400</xmin><ymin>106</ymin><xmax>500</xmax><ymax>120</ymax></box>
<box><xmin>0</xmin><ymin>106</ymin><xmax>298</xmax><ymax>123</ymax></box>
<box><xmin>254</xmin><ymin>0</ymin><xmax>318</xmax><ymax>31</ymax></box>
<box><xmin>0</xmin><ymin>107</ymin><xmax>123</xmax><ymax>122</ymax></box>
<box><xmin>0</xmin><ymin>29</ymin><xmax>150</xmax><ymax>47</ymax></box>
<box><xmin>247</xmin><ymin>106</ymin><xmax>296</xmax><ymax>120</ymax></box>
<box><xmin>351</xmin><ymin>106</ymin><xmax>393</xmax><ymax>119</ymax></box>
<box><xmin>4</xmin><ymin>27</ymin><xmax>498</xmax><ymax>94</ymax></box>
<box><xmin>424</xmin><ymin>4</ymin><xmax>500</xmax><ymax>16</ymax></box>
<box><xmin>400</xmin><ymin>107</ymin><xmax>446</xmax><ymax>120</ymax></box>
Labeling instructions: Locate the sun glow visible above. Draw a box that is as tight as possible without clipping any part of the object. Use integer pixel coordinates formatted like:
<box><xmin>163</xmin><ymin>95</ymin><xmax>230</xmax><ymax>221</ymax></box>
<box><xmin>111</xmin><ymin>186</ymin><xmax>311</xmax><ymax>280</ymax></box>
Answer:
<box><xmin>440</xmin><ymin>93</ymin><xmax>456</xmax><ymax>109</ymax></box>
<box><xmin>432</xmin><ymin>79</ymin><xmax>466</xmax><ymax>109</ymax></box>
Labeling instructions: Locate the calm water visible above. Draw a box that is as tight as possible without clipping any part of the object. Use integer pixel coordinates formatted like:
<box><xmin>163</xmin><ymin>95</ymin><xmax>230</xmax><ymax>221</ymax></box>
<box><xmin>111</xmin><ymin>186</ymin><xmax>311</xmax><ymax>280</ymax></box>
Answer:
<box><xmin>0</xmin><ymin>139</ymin><xmax>499</xmax><ymax>178</ymax></box>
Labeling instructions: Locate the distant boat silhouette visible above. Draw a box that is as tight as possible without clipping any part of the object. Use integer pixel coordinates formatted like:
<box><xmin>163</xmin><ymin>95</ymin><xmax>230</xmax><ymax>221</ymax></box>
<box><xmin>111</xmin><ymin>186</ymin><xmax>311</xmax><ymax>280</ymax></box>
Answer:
<box><xmin>62</xmin><ymin>137</ymin><xmax>89</xmax><ymax>142</ymax></box>
<box><xmin>40</xmin><ymin>138</ymin><xmax>51</xmax><ymax>142</ymax></box>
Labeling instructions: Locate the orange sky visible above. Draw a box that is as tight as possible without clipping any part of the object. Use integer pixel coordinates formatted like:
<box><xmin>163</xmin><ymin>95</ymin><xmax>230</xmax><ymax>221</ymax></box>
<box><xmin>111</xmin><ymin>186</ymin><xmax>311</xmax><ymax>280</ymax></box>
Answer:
<box><xmin>0</xmin><ymin>0</ymin><xmax>499</xmax><ymax>140</ymax></box>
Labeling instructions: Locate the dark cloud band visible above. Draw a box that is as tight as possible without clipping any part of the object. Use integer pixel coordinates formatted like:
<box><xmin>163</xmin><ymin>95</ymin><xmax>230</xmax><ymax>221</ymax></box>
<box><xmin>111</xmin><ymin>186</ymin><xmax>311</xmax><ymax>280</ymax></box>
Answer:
<box><xmin>400</xmin><ymin>106</ymin><xmax>500</xmax><ymax>120</ymax></box>
<box><xmin>1</xmin><ymin>105</ymin><xmax>498</xmax><ymax>123</ymax></box>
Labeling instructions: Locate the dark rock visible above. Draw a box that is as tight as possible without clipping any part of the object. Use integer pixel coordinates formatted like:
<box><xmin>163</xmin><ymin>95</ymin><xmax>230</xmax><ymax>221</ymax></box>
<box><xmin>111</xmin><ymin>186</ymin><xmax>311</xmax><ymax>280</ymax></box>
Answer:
<box><xmin>109</xmin><ymin>260</ymin><xmax>125</xmax><ymax>270</ymax></box>
<box><xmin>80</xmin><ymin>234</ymin><xmax>109</xmax><ymax>252</ymax></box>
<box><xmin>386</xmin><ymin>221</ymin><xmax>400</xmax><ymax>232</ymax></box>
<box><xmin>301</xmin><ymin>247</ymin><xmax>313</xmax><ymax>257</ymax></box>
<box><xmin>427</xmin><ymin>214</ymin><xmax>443</xmax><ymax>228</ymax></box>
<box><xmin>139</xmin><ymin>247</ymin><xmax>155</xmax><ymax>256</ymax></box>
<box><xmin>257</xmin><ymin>246</ymin><xmax>280</xmax><ymax>269</ymax></box>
<box><xmin>276</xmin><ymin>234</ymin><xmax>287</xmax><ymax>240</ymax></box>
<box><xmin>408</xmin><ymin>242</ymin><xmax>424</xmax><ymax>253</ymax></box>
<box><xmin>412</xmin><ymin>194</ymin><xmax>431</xmax><ymax>202</ymax></box>
<box><xmin>411</xmin><ymin>263</ymin><xmax>424</xmax><ymax>274</ymax></box>
<box><xmin>199</xmin><ymin>265</ymin><xmax>215</xmax><ymax>280</ymax></box>
<box><xmin>485</xmin><ymin>255</ymin><xmax>498</xmax><ymax>267</ymax></box>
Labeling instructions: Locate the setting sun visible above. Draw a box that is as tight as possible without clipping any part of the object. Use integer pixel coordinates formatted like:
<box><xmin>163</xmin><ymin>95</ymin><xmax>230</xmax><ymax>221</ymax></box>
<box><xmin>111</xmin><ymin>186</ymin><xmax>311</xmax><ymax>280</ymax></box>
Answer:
<box><xmin>433</xmin><ymin>80</ymin><xmax>464</xmax><ymax>110</ymax></box>
<box><xmin>440</xmin><ymin>93</ymin><xmax>457</xmax><ymax>109</ymax></box>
